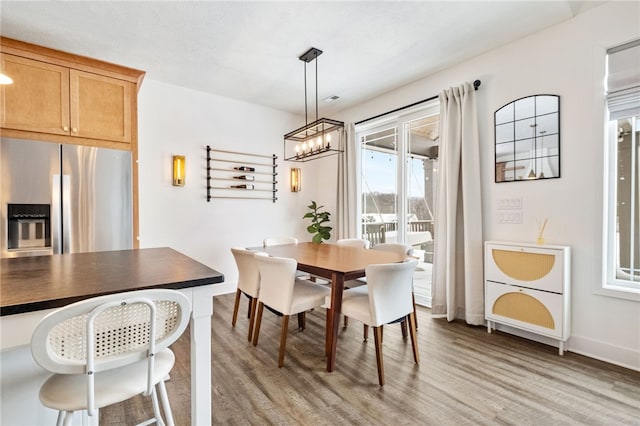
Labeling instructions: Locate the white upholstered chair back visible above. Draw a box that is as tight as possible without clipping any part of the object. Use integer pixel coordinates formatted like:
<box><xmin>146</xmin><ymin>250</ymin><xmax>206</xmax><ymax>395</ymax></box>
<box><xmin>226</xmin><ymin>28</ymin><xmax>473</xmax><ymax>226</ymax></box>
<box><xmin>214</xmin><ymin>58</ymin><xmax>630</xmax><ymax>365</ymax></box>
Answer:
<box><xmin>263</xmin><ymin>237</ymin><xmax>298</xmax><ymax>247</ymax></box>
<box><xmin>255</xmin><ymin>255</ymin><xmax>298</xmax><ymax>315</ymax></box>
<box><xmin>336</xmin><ymin>238</ymin><xmax>370</xmax><ymax>249</ymax></box>
<box><xmin>231</xmin><ymin>247</ymin><xmax>262</xmax><ymax>297</ymax></box>
<box><xmin>366</xmin><ymin>259</ymin><xmax>418</xmax><ymax>326</ymax></box>
<box><xmin>372</xmin><ymin>243</ymin><xmax>413</xmax><ymax>257</ymax></box>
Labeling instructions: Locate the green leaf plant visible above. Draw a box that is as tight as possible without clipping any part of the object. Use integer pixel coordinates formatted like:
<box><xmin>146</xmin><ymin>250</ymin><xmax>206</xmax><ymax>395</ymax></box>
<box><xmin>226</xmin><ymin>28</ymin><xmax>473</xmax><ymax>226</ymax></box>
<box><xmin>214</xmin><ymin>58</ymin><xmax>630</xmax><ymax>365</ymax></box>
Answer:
<box><xmin>303</xmin><ymin>201</ymin><xmax>332</xmax><ymax>243</ymax></box>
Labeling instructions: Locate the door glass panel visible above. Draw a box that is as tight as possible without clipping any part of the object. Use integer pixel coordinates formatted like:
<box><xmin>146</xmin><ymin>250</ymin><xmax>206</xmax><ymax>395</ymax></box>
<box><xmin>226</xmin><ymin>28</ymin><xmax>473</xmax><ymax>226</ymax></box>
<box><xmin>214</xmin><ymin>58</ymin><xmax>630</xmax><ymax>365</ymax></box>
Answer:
<box><xmin>406</xmin><ymin>114</ymin><xmax>438</xmax><ymax>307</ymax></box>
<box><xmin>361</xmin><ymin>127</ymin><xmax>398</xmax><ymax>248</ymax></box>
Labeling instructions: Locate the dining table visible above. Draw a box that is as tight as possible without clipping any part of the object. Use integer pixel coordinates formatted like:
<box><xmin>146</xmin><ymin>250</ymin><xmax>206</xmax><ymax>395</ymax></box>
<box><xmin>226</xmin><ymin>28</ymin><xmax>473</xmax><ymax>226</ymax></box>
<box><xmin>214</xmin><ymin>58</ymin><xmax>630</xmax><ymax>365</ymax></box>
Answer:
<box><xmin>256</xmin><ymin>242</ymin><xmax>406</xmax><ymax>372</ymax></box>
<box><xmin>0</xmin><ymin>247</ymin><xmax>225</xmax><ymax>426</ymax></box>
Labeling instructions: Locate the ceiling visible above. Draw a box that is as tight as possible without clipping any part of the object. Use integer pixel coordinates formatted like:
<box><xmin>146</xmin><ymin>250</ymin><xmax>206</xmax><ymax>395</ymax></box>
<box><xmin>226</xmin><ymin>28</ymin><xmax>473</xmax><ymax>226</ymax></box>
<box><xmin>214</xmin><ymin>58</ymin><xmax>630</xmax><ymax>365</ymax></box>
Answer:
<box><xmin>0</xmin><ymin>1</ymin><xmax>606</xmax><ymax>117</ymax></box>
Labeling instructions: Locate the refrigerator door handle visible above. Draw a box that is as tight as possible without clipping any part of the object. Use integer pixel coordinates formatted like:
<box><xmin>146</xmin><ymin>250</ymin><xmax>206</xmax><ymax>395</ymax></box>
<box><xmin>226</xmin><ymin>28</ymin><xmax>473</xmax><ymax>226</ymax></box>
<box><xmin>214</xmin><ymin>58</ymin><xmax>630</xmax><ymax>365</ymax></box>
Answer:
<box><xmin>62</xmin><ymin>174</ymin><xmax>72</xmax><ymax>254</ymax></box>
<box><xmin>51</xmin><ymin>174</ymin><xmax>62</xmax><ymax>254</ymax></box>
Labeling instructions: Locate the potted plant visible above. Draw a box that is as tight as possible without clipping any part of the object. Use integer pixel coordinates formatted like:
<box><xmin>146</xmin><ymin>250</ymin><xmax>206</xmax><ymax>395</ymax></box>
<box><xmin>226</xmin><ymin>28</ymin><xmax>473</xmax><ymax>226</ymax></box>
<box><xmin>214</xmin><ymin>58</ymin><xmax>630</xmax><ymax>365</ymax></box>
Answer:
<box><xmin>303</xmin><ymin>201</ymin><xmax>332</xmax><ymax>243</ymax></box>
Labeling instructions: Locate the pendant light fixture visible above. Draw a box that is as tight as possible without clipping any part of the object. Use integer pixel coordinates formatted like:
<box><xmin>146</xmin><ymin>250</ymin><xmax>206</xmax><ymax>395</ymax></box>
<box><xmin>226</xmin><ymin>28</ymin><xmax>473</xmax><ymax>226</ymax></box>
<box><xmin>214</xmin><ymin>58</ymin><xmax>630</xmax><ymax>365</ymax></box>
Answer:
<box><xmin>284</xmin><ymin>47</ymin><xmax>344</xmax><ymax>162</ymax></box>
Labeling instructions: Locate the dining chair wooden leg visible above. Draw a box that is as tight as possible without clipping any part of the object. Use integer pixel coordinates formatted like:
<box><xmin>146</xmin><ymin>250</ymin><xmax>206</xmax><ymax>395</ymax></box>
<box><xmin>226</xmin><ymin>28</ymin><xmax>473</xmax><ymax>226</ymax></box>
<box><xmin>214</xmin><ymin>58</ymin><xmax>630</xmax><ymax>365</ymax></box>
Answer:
<box><xmin>231</xmin><ymin>289</ymin><xmax>242</xmax><ymax>327</ymax></box>
<box><xmin>412</xmin><ymin>292</ymin><xmax>418</xmax><ymax>329</ymax></box>
<box><xmin>373</xmin><ymin>326</ymin><xmax>385</xmax><ymax>386</ymax></box>
<box><xmin>252</xmin><ymin>302</ymin><xmax>265</xmax><ymax>346</ymax></box>
<box><xmin>297</xmin><ymin>312</ymin><xmax>306</xmax><ymax>331</ymax></box>
<box><xmin>279</xmin><ymin>315</ymin><xmax>290</xmax><ymax>367</ymax></box>
<box><xmin>247</xmin><ymin>297</ymin><xmax>257</xmax><ymax>342</ymax></box>
<box><xmin>400</xmin><ymin>318</ymin><xmax>408</xmax><ymax>339</ymax></box>
<box><xmin>381</xmin><ymin>324</ymin><xmax>384</xmax><ymax>343</ymax></box>
<box><xmin>363</xmin><ymin>324</ymin><xmax>369</xmax><ymax>342</ymax></box>
<box><xmin>408</xmin><ymin>311</ymin><xmax>419</xmax><ymax>364</ymax></box>
<box><xmin>326</xmin><ymin>308</ymin><xmax>332</xmax><ymax>357</ymax></box>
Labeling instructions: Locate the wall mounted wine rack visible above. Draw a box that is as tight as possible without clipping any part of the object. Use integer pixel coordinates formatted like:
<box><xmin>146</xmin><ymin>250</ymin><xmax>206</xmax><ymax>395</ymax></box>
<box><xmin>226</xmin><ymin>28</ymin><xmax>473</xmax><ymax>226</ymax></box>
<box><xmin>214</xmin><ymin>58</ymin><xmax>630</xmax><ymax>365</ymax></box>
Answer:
<box><xmin>206</xmin><ymin>146</ymin><xmax>278</xmax><ymax>202</ymax></box>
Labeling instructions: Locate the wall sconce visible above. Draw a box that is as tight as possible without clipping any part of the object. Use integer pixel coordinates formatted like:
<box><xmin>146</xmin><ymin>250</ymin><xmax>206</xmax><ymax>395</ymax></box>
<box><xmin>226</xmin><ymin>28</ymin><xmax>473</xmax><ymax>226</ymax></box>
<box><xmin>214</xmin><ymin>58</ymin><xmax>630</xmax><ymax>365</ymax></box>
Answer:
<box><xmin>173</xmin><ymin>155</ymin><xmax>185</xmax><ymax>186</ymax></box>
<box><xmin>290</xmin><ymin>168</ymin><xmax>301</xmax><ymax>192</ymax></box>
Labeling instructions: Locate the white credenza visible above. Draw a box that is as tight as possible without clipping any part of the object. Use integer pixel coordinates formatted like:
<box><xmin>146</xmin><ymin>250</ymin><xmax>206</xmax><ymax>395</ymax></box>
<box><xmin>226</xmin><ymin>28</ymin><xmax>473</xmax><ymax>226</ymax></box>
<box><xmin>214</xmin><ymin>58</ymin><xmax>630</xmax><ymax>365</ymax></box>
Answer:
<box><xmin>485</xmin><ymin>241</ymin><xmax>571</xmax><ymax>355</ymax></box>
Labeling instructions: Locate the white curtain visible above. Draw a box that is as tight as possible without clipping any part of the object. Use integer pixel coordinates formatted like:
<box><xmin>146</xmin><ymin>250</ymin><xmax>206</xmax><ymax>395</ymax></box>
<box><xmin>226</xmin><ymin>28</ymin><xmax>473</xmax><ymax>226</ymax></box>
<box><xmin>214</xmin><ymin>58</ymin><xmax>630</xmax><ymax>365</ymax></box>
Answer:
<box><xmin>336</xmin><ymin>123</ymin><xmax>358</xmax><ymax>239</ymax></box>
<box><xmin>431</xmin><ymin>82</ymin><xmax>484</xmax><ymax>325</ymax></box>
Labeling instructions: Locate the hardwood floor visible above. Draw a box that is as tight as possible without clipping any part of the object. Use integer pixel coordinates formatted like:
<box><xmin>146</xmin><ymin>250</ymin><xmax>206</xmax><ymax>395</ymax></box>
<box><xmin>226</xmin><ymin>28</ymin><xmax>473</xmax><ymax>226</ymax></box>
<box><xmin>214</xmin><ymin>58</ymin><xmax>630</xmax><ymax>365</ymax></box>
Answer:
<box><xmin>102</xmin><ymin>293</ymin><xmax>640</xmax><ymax>425</ymax></box>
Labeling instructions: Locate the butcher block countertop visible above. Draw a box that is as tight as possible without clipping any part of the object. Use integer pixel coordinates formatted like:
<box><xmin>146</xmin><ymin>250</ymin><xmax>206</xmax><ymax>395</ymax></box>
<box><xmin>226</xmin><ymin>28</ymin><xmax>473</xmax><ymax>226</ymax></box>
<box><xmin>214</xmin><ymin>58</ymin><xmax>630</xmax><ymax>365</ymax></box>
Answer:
<box><xmin>0</xmin><ymin>247</ymin><xmax>225</xmax><ymax>316</ymax></box>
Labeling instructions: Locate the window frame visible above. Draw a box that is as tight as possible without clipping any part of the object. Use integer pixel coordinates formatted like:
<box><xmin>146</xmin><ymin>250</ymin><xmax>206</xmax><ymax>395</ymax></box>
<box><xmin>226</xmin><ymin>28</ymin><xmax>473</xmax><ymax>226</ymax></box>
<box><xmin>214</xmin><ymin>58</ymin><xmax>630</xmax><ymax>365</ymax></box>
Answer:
<box><xmin>601</xmin><ymin>40</ymin><xmax>640</xmax><ymax>300</ymax></box>
<box><xmin>603</xmin><ymin>116</ymin><xmax>640</xmax><ymax>299</ymax></box>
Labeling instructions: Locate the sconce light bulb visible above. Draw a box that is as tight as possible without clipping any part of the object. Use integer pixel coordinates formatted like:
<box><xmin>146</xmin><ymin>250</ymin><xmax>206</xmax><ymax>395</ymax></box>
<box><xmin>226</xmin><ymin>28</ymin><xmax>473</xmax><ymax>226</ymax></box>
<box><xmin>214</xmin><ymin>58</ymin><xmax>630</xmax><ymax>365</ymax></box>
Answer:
<box><xmin>0</xmin><ymin>73</ymin><xmax>13</xmax><ymax>85</ymax></box>
<box><xmin>326</xmin><ymin>134</ymin><xmax>331</xmax><ymax>143</ymax></box>
<box><xmin>302</xmin><ymin>142</ymin><xmax>307</xmax><ymax>151</ymax></box>
<box><xmin>295</xmin><ymin>144</ymin><xmax>300</xmax><ymax>153</ymax></box>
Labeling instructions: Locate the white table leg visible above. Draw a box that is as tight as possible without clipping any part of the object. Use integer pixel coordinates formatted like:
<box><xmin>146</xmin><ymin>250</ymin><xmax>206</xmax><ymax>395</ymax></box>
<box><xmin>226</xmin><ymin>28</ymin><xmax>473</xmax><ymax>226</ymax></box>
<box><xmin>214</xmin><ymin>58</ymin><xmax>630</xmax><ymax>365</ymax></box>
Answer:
<box><xmin>186</xmin><ymin>285</ymin><xmax>214</xmax><ymax>426</ymax></box>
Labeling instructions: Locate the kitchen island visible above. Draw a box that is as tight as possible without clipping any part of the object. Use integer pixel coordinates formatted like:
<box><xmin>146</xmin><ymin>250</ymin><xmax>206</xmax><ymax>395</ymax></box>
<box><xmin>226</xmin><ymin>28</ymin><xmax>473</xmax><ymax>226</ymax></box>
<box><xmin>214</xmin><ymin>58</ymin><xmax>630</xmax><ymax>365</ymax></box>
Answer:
<box><xmin>0</xmin><ymin>247</ymin><xmax>224</xmax><ymax>425</ymax></box>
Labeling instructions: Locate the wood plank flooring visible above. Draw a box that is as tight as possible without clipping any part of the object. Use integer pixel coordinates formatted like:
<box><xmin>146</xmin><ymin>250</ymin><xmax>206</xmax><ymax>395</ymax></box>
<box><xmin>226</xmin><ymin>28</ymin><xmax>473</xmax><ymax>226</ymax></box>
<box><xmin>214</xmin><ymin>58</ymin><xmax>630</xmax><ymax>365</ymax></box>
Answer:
<box><xmin>102</xmin><ymin>293</ymin><xmax>640</xmax><ymax>425</ymax></box>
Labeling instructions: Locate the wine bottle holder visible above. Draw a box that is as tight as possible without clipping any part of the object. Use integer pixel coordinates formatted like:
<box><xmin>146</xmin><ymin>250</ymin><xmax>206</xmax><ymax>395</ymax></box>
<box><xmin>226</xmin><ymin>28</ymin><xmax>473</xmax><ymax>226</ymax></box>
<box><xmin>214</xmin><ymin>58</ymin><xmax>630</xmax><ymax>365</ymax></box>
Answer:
<box><xmin>206</xmin><ymin>146</ymin><xmax>278</xmax><ymax>202</ymax></box>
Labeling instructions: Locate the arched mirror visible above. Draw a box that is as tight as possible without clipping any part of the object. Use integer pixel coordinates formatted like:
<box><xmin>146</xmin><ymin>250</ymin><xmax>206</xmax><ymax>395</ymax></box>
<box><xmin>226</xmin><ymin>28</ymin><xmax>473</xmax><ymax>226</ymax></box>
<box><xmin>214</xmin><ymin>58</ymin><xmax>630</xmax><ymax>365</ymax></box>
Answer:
<box><xmin>494</xmin><ymin>95</ymin><xmax>560</xmax><ymax>182</ymax></box>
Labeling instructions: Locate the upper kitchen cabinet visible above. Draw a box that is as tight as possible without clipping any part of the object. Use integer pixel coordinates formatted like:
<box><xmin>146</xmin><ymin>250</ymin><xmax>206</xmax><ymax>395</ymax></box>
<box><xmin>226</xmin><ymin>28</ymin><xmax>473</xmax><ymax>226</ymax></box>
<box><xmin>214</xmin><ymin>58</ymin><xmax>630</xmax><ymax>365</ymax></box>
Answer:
<box><xmin>0</xmin><ymin>54</ymin><xmax>70</xmax><ymax>136</ymax></box>
<box><xmin>69</xmin><ymin>69</ymin><xmax>133</xmax><ymax>143</ymax></box>
<box><xmin>0</xmin><ymin>37</ymin><xmax>144</xmax><ymax>150</ymax></box>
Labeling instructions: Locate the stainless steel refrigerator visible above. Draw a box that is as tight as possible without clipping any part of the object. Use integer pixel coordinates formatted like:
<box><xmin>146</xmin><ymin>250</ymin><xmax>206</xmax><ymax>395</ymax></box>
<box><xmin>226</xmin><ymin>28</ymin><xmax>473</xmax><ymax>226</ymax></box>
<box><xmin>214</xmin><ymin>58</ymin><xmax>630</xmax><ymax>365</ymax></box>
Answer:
<box><xmin>0</xmin><ymin>138</ymin><xmax>133</xmax><ymax>258</ymax></box>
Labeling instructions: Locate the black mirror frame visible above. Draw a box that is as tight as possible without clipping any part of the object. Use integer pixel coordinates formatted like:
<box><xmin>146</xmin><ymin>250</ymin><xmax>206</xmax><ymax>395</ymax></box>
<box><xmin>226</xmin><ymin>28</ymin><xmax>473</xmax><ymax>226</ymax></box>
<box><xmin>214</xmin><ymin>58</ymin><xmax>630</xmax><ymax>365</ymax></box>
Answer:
<box><xmin>494</xmin><ymin>94</ymin><xmax>561</xmax><ymax>183</ymax></box>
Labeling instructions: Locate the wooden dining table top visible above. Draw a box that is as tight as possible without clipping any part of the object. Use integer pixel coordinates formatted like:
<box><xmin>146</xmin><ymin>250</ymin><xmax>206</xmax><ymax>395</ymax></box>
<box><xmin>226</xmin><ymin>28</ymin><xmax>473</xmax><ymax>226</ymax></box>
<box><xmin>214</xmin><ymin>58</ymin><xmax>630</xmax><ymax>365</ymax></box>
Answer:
<box><xmin>257</xmin><ymin>242</ymin><xmax>406</xmax><ymax>279</ymax></box>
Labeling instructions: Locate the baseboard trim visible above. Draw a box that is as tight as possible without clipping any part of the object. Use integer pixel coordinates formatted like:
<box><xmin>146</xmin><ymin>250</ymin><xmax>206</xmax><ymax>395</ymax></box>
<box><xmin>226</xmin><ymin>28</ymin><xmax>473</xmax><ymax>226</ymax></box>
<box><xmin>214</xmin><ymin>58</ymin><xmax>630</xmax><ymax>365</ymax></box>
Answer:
<box><xmin>492</xmin><ymin>323</ymin><xmax>639</xmax><ymax>371</ymax></box>
<box><xmin>569</xmin><ymin>334</ymin><xmax>640</xmax><ymax>372</ymax></box>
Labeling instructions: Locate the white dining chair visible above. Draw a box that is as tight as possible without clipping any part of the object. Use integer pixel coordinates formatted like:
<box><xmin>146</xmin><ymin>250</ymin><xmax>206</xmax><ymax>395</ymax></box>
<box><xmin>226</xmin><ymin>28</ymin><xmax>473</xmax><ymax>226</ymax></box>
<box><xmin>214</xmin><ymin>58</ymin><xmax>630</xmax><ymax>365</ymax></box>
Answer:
<box><xmin>252</xmin><ymin>254</ymin><xmax>330</xmax><ymax>367</ymax></box>
<box><xmin>230</xmin><ymin>247</ymin><xmax>265</xmax><ymax>342</ymax></box>
<box><xmin>372</xmin><ymin>242</ymin><xmax>418</xmax><ymax>336</ymax></box>
<box><xmin>31</xmin><ymin>289</ymin><xmax>191</xmax><ymax>426</ymax></box>
<box><xmin>334</xmin><ymin>238</ymin><xmax>371</xmax><ymax>327</ymax></box>
<box><xmin>263</xmin><ymin>237</ymin><xmax>298</xmax><ymax>247</ymax></box>
<box><xmin>263</xmin><ymin>237</ymin><xmax>313</xmax><ymax>280</ymax></box>
<box><xmin>336</xmin><ymin>238</ymin><xmax>370</xmax><ymax>249</ymax></box>
<box><xmin>371</xmin><ymin>242</ymin><xmax>413</xmax><ymax>256</ymax></box>
<box><xmin>341</xmin><ymin>259</ymin><xmax>419</xmax><ymax>386</ymax></box>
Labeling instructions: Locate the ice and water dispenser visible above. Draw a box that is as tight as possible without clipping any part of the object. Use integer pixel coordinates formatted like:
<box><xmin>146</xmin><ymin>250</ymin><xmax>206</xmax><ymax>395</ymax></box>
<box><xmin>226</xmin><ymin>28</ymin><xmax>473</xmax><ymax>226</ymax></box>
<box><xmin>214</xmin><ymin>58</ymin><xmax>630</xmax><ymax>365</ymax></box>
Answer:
<box><xmin>7</xmin><ymin>204</ymin><xmax>51</xmax><ymax>251</ymax></box>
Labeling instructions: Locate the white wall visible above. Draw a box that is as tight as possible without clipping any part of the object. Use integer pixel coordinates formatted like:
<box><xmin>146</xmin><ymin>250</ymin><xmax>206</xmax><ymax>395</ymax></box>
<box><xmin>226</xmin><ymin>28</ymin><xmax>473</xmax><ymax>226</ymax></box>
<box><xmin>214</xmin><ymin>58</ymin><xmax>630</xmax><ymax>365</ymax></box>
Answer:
<box><xmin>311</xmin><ymin>1</ymin><xmax>640</xmax><ymax>369</ymax></box>
<box><xmin>137</xmin><ymin>79</ymin><xmax>308</xmax><ymax>294</ymax></box>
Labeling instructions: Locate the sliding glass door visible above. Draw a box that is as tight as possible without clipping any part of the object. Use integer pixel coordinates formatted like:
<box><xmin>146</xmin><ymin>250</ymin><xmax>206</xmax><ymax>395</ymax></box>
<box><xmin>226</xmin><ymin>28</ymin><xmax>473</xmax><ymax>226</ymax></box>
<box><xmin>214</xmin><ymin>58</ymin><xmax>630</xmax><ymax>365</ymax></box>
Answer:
<box><xmin>358</xmin><ymin>101</ymin><xmax>439</xmax><ymax>306</ymax></box>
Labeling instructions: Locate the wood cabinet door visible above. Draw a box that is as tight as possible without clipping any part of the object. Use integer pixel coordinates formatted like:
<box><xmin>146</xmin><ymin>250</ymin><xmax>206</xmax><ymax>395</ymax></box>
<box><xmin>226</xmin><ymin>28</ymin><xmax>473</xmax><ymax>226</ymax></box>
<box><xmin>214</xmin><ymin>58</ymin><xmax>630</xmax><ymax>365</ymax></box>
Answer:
<box><xmin>69</xmin><ymin>70</ymin><xmax>133</xmax><ymax>143</ymax></box>
<box><xmin>0</xmin><ymin>54</ymin><xmax>70</xmax><ymax>135</ymax></box>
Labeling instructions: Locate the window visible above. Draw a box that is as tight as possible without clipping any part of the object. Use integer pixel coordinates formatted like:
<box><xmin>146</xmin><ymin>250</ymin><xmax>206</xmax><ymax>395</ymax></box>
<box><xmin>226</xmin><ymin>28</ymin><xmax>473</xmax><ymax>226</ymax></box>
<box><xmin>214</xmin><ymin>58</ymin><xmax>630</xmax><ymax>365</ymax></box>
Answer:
<box><xmin>357</xmin><ymin>101</ymin><xmax>439</xmax><ymax>306</ymax></box>
<box><xmin>605</xmin><ymin>39</ymin><xmax>640</xmax><ymax>293</ymax></box>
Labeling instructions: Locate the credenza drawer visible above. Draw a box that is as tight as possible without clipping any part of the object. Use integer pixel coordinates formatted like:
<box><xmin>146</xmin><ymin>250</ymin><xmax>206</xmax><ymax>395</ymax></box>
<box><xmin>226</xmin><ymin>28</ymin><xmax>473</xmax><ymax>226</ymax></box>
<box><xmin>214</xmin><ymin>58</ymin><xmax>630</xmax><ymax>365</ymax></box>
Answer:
<box><xmin>485</xmin><ymin>243</ymin><xmax>566</xmax><ymax>293</ymax></box>
<box><xmin>485</xmin><ymin>280</ymin><xmax>564</xmax><ymax>339</ymax></box>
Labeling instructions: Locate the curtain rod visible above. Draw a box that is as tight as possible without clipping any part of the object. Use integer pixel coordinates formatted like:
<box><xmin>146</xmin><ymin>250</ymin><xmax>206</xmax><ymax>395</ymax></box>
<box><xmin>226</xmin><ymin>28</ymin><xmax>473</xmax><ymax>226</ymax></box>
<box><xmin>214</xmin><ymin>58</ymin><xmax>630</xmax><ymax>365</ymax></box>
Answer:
<box><xmin>355</xmin><ymin>79</ymin><xmax>481</xmax><ymax>126</ymax></box>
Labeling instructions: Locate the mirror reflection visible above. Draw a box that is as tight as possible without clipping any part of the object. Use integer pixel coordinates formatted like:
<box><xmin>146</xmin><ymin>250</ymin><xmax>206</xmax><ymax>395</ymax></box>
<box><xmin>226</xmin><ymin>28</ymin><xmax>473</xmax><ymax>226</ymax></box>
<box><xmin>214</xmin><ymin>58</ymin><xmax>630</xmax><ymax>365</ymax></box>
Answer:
<box><xmin>494</xmin><ymin>95</ymin><xmax>560</xmax><ymax>182</ymax></box>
